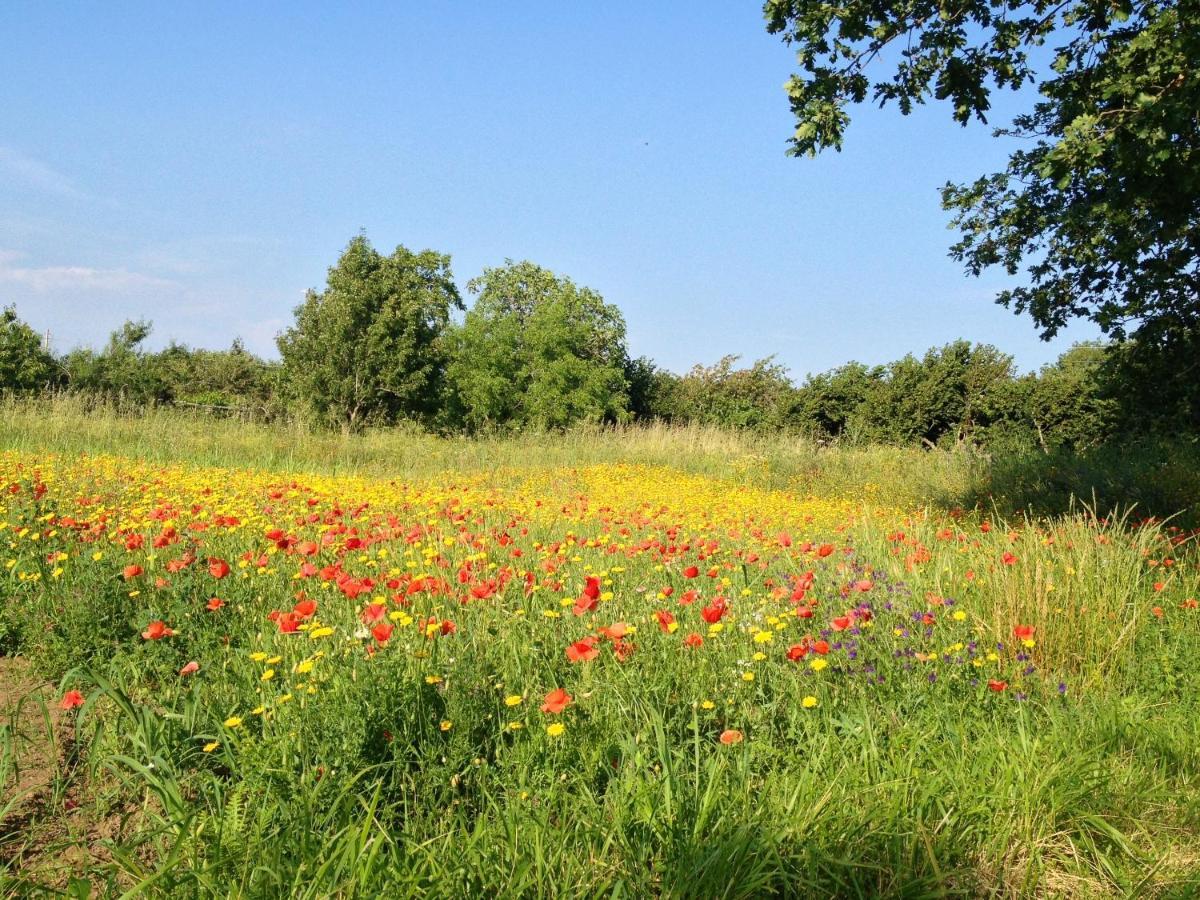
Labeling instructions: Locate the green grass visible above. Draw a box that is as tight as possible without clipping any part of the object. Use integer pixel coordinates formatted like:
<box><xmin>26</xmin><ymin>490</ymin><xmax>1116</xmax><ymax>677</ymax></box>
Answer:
<box><xmin>1</xmin><ymin>405</ymin><xmax>1199</xmax><ymax>897</ymax></box>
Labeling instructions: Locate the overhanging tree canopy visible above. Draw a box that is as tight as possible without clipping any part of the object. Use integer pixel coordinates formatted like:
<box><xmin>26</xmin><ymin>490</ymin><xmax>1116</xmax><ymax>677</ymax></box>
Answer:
<box><xmin>765</xmin><ymin>0</ymin><xmax>1199</xmax><ymax>343</ymax></box>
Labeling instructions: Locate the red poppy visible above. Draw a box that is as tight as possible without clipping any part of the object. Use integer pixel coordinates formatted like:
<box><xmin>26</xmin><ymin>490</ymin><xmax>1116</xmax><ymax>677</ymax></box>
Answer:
<box><xmin>683</xmin><ymin>566</ymin><xmax>699</xmax><ymax>579</ymax></box>
<box><xmin>276</xmin><ymin>612</ymin><xmax>300</xmax><ymax>633</ymax></box>
<box><xmin>719</xmin><ymin>729</ymin><xmax>743</xmax><ymax>745</ymax></box>
<box><xmin>59</xmin><ymin>690</ymin><xmax>85</xmax><ymax>710</ymax></box>
<box><xmin>599</xmin><ymin>621</ymin><xmax>629</xmax><ymax>640</ymax></box>
<box><xmin>831</xmin><ymin>615</ymin><xmax>853</xmax><ymax>631</ymax></box>
<box><xmin>656</xmin><ymin>610</ymin><xmax>676</xmax><ymax>633</ymax></box>
<box><xmin>816</xmin><ymin>544</ymin><xmax>834</xmax><ymax>558</ymax></box>
<box><xmin>293</xmin><ymin>598</ymin><xmax>318</xmax><ymax>619</ymax></box>
<box><xmin>179</xmin><ymin>660</ymin><xmax>200</xmax><ymax>676</ymax></box>
<box><xmin>208</xmin><ymin>558</ymin><xmax>231</xmax><ymax>579</ymax></box>
<box><xmin>796</xmin><ymin>605</ymin><xmax>813</xmax><ymax>619</ymax></box>
<box><xmin>683</xmin><ymin>632</ymin><xmax>704</xmax><ymax>648</ymax></box>
<box><xmin>141</xmin><ymin>620</ymin><xmax>174</xmax><ymax>640</ymax></box>
<box><xmin>573</xmin><ymin>591</ymin><xmax>598</xmax><ymax>616</ymax></box>
<box><xmin>1001</xmin><ymin>552</ymin><xmax>1018</xmax><ymax>566</ymax></box>
<box><xmin>700</xmin><ymin>598</ymin><xmax>727</xmax><ymax>624</ymax></box>
<box><xmin>540</xmin><ymin>687</ymin><xmax>573</xmax><ymax>714</ymax></box>
<box><xmin>296</xmin><ymin>540</ymin><xmax>319</xmax><ymax>557</ymax></box>
<box><xmin>787</xmin><ymin>643</ymin><xmax>809</xmax><ymax>661</ymax></box>
<box><xmin>1013</xmin><ymin>624</ymin><xmax>1035</xmax><ymax>641</ymax></box>
<box><xmin>360</xmin><ymin>603</ymin><xmax>387</xmax><ymax>624</ymax></box>
<box><xmin>1152</xmin><ymin>606</ymin><xmax>1164</xmax><ymax>619</ymax></box>
<box><xmin>372</xmin><ymin>622</ymin><xmax>394</xmax><ymax>643</ymax></box>
<box><xmin>566</xmin><ymin>637</ymin><xmax>599</xmax><ymax>663</ymax></box>
<box><xmin>206</xmin><ymin>597</ymin><xmax>224</xmax><ymax>611</ymax></box>
<box><xmin>987</xmin><ymin>679</ymin><xmax>1008</xmax><ymax>692</ymax></box>
<box><xmin>811</xmin><ymin>639</ymin><xmax>830</xmax><ymax>655</ymax></box>
<box><xmin>123</xmin><ymin>564</ymin><xmax>143</xmax><ymax>580</ymax></box>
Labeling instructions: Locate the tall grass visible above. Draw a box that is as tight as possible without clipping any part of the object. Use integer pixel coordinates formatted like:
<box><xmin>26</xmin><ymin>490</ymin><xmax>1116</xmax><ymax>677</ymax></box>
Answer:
<box><xmin>11</xmin><ymin>394</ymin><xmax>1200</xmax><ymax>522</ymax></box>
<box><xmin>2</xmin><ymin>398</ymin><xmax>1200</xmax><ymax>896</ymax></box>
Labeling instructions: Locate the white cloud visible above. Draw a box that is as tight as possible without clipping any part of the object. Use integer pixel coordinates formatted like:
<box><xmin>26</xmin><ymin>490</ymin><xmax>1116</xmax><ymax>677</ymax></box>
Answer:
<box><xmin>0</xmin><ymin>249</ymin><xmax>176</xmax><ymax>293</ymax></box>
<box><xmin>0</xmin><ymin>146</ymin><xmax>82</xmax><ymax>198</ymax></box>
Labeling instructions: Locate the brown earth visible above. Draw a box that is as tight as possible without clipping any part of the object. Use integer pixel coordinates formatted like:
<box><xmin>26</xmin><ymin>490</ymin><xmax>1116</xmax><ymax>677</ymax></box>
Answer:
<box><xmin>0</xmin><ymin>657</ymin><xmax>125</xmax><ymax>896</ymax></box>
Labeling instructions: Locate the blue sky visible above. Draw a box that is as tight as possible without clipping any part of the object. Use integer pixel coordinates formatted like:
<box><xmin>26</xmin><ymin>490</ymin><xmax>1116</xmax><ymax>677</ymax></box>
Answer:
<box><xmin>1</xmin><ymin>2</ymin><xmax>1099</xmax><ymax>378</ymax></box>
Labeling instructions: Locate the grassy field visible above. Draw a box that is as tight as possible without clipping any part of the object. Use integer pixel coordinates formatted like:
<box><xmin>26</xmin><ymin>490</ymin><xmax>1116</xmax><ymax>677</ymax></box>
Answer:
<box><xmin>2</xmin><ymin>404</ymin><xmax>1199</xmax><ymax>897</ymax></box>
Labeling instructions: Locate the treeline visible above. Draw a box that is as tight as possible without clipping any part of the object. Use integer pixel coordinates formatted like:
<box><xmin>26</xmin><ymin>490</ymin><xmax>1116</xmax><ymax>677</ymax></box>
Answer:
<box><xmin>3</xmin><ymin>235</ymin><xmax>1196</xmax><ymax>449</ymax></box>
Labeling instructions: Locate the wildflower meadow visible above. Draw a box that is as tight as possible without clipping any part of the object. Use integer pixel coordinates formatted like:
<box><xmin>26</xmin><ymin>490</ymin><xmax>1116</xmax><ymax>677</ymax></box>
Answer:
<box><xmin>1</xmin><ymin>415</ymin><xmax>1198</xmax><ymax>897</ymax></box>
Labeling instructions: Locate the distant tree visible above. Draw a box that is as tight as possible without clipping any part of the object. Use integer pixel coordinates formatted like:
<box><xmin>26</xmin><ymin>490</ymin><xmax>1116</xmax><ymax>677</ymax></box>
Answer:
<box><xmin>277</xmin><ymin>236</ymin><xmax>462</xmax><ymax>430</ymax></box>
<box><xmin>624</xmin><ymin>356</ymin><xmax>678</xmax><ymax>422</ymax></box>
<box><xmin>794</xmin><ymin>362</ymin><xmax>881</xmax><ymax>439</ymax></box>
<box><xmin>766</xmin><ymin>1</ymin><xmax>1200</xmax><ymax>346</ymax></box>
<box><xmin>850</xmin><ymin>342</ymin><xmax>1015</xmax><ymax>447</ymax></box>
<box><xmin>662</xmin><ymin>355</ymin><xmax>799</xmax><ymax>429</ymax></box>
<box><xmin>0</xmin><ymin>306</ymin><xmax>58</xmax><ymax>394</ymax></box>
<box><xmin>1103</xmin><ymin>334</ymin><xmax>1200</xmax><ymax>437</ymax></box>
<box><xmin>446</xmin><ymin>261</ymin><xmax>630</xmax><ymax>430</ymax></box>
<box><xmin>62</xmin><ymin>319</ymin><xmax>169</xmax><ymax>403</ymax></box>
<box><xmin>1030</xmin><ymin>343</ymin><xmax>1119</xmax><ymax>450</ymax></box>
<box><xmin>153</xmin><ymin>338</ymin><xmax>275</xmax><ymax>412</ymax></box>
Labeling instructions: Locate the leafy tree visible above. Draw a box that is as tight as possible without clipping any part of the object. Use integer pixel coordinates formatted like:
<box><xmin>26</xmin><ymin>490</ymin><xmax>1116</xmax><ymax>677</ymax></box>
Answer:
<box><xmin>825</xmin><ymin>342</ymin><xmax>1014</xmax><ymax>447</ymax></box>
<box><xmin>446</xmin><ymin>261</ymin><xmax>630</xmax><ymax>430</ymax></box>
<box><xmin>0</xmin><ymin>305</ymin><xmax>58</xmax><ymax>393</ymax></box>
<box><xmin>765</xmin><ymin>1</ymin><xmax>1200</xmax><ymax>344</ymax></box>
<box><xmin>1103</xmin><ymin>333</ymin><xmax>1200</xmax><ymax>437</ymax></box>
<box><xmin>153</xmin><ymin>338</ymin><xmax>276</xmax><ymax>412</ymax></box>
<box><xmin>624</xmin><ymin>356</ymin><xmax>679</xmax><ymax>422</ymax></box>
<box><xmin>277</xmin><ymin>236</ymin><xmax>462</xmax><ymax>430</ymax></box>
<box><xmin>62</xmin><ymin>319</ymin><xmax>169</xmax><ymax>403</ymax></box>
<box><xmin>794</xmin><ymin>362</ymin><xmax>882</xmax><ymax>439</ymax></box>
<box><xmin>663</xmin><ymin>355</ymin><xmax>800</xmax><ymax>429</ymax></box>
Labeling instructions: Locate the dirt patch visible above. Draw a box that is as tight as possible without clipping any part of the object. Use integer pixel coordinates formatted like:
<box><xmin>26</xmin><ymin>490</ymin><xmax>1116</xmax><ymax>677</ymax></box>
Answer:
<box><xmin>0</xmin><ymin>657</ymin><xmax>125</xmax><ymax>894</ymax></box>
<box><xmin>0</xmin><ymin>657</ymin><xmax>61</xmax><ymax>829</ymax></box>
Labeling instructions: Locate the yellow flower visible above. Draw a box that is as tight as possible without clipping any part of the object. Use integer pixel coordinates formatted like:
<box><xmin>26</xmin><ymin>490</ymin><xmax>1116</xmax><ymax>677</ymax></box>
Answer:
<box><xmin>802</xmin><ymin>695</ymin><xmax>818</xmax><ymax>709</ymax></box>
<box><xmin>508</xmin><ymin>721</ymin><xmax>524</xmax><ymax>731</ymax></box>
<box><xmin>224</xmin><ymin>716</ymin><xmax>243</xmax><ymax>729</ymax></box>
<box><xmin>546</xmin><ymin>722</ymin><xmax>565</xmax><ymax>737</ymax></box>
<box><xmin>700</xmin><ymin>700</ymin><xmax>715</xmax><ymax>710</ymax></box>
<box><xmin>249</xmin><ymin>652</ymin><xmax>268</xmax><ymax>662</ymax></box>
<box><xmin>261</xmin><ymin>669</ymin><xmax>275</xmax><ymax>681</ymax></box>
<box><xmin>952</xmin><ymin>610</ymin><xmax>967</xmax><ymax>622</ymax></box>
<box><xmin>742</xmin><ymin>671</ymin><xmax>755</xmax><ymax>682</ymax></box>
<box><xmin>203</xmin><ymin>741</ymin><xmax>220</xmax><ymax>753</ymax></box>
<box><xmin>504</xmin><ymin>695</ymin><xmax>524</xmax><ymax>707</ymax></box>
<box><xmin>440</xmin><ymin>720</ymin><xmax>453</xmax><ymax>732</ymax></box>
<box><xmin>425</xmin><ymin>675</ymin><xmax>443</xmax><ymax>685</ymax></box>
<box><xmin>809</xmin><ymin>658</ymin><xmax>828</xmax><ymax>672</ymax></box>
<box><xmin>753</xmin><ymin>630</ymin><xmax>773</xmax><ymax>644</ymax></box>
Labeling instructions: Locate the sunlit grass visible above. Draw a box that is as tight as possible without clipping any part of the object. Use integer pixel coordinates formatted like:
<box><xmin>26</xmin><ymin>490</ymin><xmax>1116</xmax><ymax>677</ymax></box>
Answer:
<box><xmin>1</xmin><ymin>407</ymin><xmax>1198</xmax><ymax>896</ymax></box>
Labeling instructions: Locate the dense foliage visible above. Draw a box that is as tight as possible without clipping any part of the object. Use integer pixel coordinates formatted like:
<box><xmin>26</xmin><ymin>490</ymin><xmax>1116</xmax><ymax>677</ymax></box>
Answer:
<box><xmin>277</xmin><ymin>236</ymin><xmax>464</xmax><ymax>429</ymax></box>
<box><xmin>4</xmin><ymin>233</ymin><xmax>1197</xmax><ymax>446</ymax></box>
